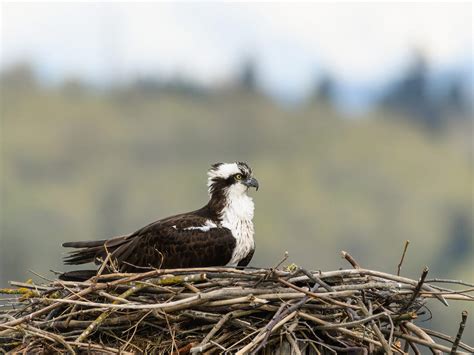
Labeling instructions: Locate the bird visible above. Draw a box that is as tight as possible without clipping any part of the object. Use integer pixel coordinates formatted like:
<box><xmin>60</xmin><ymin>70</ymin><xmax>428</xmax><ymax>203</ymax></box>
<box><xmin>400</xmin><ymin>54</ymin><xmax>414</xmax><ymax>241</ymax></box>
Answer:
<box><xmin>59</xmin><ymin>162</ymin><xmax>259</xmax><ymax>281</ymax></box>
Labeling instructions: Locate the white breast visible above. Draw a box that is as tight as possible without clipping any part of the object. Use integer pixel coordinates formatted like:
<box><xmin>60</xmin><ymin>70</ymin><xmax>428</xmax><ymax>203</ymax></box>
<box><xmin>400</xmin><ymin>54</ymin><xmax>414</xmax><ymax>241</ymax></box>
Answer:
<box><xmin>220</xmin><ymin>188</ymin><xmax>255</xmax><ymax>266</ymax></box>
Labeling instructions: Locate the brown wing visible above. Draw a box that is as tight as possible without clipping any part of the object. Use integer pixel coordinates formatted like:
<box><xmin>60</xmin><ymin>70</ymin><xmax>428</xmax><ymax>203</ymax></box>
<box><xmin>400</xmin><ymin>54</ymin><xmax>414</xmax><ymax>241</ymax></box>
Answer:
<box><xmin>63</xmin><ymin>213</ymin><xmax>236</xmax><ymax>271</ymax></box>
<box><xmin>237</xmin><ymin>248</ymin><xmax>255</xmax><ymax>267</ymax></box>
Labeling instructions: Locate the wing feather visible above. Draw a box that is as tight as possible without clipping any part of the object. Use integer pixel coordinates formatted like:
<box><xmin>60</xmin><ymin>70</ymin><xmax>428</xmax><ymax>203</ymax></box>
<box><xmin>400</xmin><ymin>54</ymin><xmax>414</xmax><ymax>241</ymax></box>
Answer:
<box><xmin>62</xmin><ymin>212</ymin><xmax>236</xmax><ymax>271</ymax></box>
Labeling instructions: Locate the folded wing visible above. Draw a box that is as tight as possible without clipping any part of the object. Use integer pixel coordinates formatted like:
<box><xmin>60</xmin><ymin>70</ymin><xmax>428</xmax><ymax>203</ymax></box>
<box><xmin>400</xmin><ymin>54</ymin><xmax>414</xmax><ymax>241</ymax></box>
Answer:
<box><xmin>63</xmin><ymin>214</ymin><xmax>236</xmax><ymax>272</ymax></box>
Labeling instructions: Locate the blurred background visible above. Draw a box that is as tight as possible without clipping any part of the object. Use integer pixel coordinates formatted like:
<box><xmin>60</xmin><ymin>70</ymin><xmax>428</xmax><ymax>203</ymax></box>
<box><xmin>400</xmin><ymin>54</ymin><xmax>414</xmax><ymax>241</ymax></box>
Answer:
<box><xmin>1</xmin><ymin>2</ymin><xmax>472</xmax><ymax>344</ymax></box>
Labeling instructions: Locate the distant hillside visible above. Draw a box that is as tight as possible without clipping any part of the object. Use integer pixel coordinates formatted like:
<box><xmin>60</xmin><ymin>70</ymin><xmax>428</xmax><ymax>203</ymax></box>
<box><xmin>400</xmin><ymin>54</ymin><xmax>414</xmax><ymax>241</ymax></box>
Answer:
<box><xmin>1</xmin><ymin>83</ymin><xmax>473</xmax><ymax>342</ymax></box>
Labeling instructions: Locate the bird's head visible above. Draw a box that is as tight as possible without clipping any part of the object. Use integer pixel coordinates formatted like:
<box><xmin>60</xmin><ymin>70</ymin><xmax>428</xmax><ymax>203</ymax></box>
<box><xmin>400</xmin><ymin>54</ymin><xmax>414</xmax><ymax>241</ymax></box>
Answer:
<box><xmin>207</xmin><ymin>162</ymin><xmax>259</xmax><ymax>198</ymax></box>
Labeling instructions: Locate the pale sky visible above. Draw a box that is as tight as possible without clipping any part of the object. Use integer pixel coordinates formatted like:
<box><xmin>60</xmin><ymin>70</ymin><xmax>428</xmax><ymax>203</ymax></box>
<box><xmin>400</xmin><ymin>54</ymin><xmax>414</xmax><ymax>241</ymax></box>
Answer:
<box><xmin>1</xmin><ymin>2</ymin><xmax>472</xmax><ymax>101</ymax></box>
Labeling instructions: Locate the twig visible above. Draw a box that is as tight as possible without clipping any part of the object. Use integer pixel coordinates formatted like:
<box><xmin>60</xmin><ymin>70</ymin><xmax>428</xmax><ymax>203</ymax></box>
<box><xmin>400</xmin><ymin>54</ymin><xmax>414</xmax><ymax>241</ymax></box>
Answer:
<box><xmin>401</xmin><ymin>266</ymin><xmax>429</xmax><ymax>312</ymax></box>
<box><xmin>277</xmin><ymin>278</ymin><xmax>361</xmax><ymax>309</ymax></box>
<box><xmin>236</xmin><ymin>311</ymin><xmax>297</xmax><ymax>355</ymax></box>
<box><xmin>74</xmin><ymin>275</ymin><xmax>206</xmax><ymax>343</ymax></box>
<box><xmin>274</xmin><ymin>251</ymin><xmax>289</xmax><ymax>270</ymax></box>
<box><xmin>315</xmin><ymin>312</ymin><xmax>386</xmax><ymax>330</ymax></box>
<box><xmin>298</xmin><ymin>312</ymin><xmax>385</xmax><ymax>348</ymax></box>
<box><xmin>397</xmin><ymin>240</ymin><xmax>410</xmax><ymax>276</ymax></box>
<box><xmin>299</xmin><ymin>268</ymin><xmax>335</xmax><ymax>292</ymax></box>
<box><xmin>357</xmin><ymin>300</ymin><xmax>392</xmax><ymax>354</ymax></box>
<box><xmin>421</xmin><ymin>327</ymin><xmax>474</xmax><ymax>352</ymax></box>
<box><xmin>341</xmin><ymin>251</ymin><xmax>361</xmax><ymax>269</ymax></box>
<box><xmin>450</xmin><ymin>311</ymin><xmax>468</xmax><ymax>355</ymax></box>
<box><xmin>404</xmin><ymin>322</ymin><xmax>442</xmax><ymax>355</ymax></box>
<box><xmin>285</xmin><ymin>332</ymin><xmax>302</xmax><ymax>355</ymax></box>
<box><xmin>190</xmin><ymin>310</ymin><xmax>252</xmax><ymax>353</ymax></box>
<box><xmin>381</xmin><ymin>329</ymin><xmax>467</xmax><ymax>354</ymax></box>
<box><xmin>426</xmin><ymin>279</ymin><xmax>474</xmax><ymax>287</ymax></box>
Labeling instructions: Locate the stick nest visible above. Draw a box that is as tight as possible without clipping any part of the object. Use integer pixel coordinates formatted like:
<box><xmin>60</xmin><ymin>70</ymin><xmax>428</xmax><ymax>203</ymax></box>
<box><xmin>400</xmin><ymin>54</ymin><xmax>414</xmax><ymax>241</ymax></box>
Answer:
<box><xmin>0</xmin><ymin>255</ymin><xmax>472</xmax><ymax>354</ymax></box>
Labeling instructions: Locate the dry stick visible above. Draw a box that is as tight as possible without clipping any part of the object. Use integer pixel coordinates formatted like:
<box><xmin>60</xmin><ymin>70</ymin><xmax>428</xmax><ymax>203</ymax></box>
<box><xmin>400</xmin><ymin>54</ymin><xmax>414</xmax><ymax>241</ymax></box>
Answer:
<box><xmin>401</xmin><ymin>266</ymin><xmax>429</xmax><ymax>313</ymax></box>
<box><xmin>298</xmin><ymin>312</ymin><xmax>386</xmax><ymax>349</ymax></box>
<box><xmin>74</xmin><ymin>273</ymin><xmax>206</xmax><ymax>343</ymax></box>
<box><xmin>426</xmin><ymin>279</ymin><xmax>474</xmax><ymax>287</ymax></box>
<box><xmin>69</xmin><ymin>341</ymin><xmax>131</xmax><ymax>354</ymax></box>
<box><xmin>341</xmin><ymin>251</ymin><xmax>361</xmax><ymax>269</ymax></box>
<box><xmin>404</xmin><ymin>322</ymin><xmax>442</xmax><ymax>355</ymax></box>
<box><xmin>96</xmin><ymin>329</ymin><xmax>137</xmax><ymax>351</ymax></box>
<box><xmin>406</xmin><ymin>288</ymin><xmax>474</xmax><ymax>297</ymax></box>
<box><xmin>64</xmin><ymin>303</ymin><xmax>78</xmax><ymax>329</ymax></box>
<box><xmin>330</xmin><ymin>281</ymin><xmax>410</xmax><ymax>292</ymax></box>
<box><xmin>299</xmin><ymin>268</ymin><xmax>335</xmax><ymax>292</ymax></box>
<box><xmin>42</xmin><ymin>287</ymin><xmax>353</xmax><ymax>310</ymax></box>
<box><xmin>190</xmin><ymin>309</ymin><xmax>255</xmax><ymax>353</ymax></box>
<box><xmin>45</xmin><ymin>293</ymin><xmax>214</xmax><ymax>309</ymax></box>
<box><xmin>8</xmin><ymin>281</ymin><xmax>52</xmax><ymax>291</ymax></box>
<box><xmin>197</xmin><ymin>311</ymin><xmax>238</xmax><ymax>347</ymax></box>
<box><xmin>42</xmin><ymin>313</ymin><xmax>144</xmax><ymax>330</ymax></box>
<box><xmin>102</xmin><ymin>267</ymin><xmax>267</xmax><ymax>285</ymax></box>
<box><xmin>28</xmin><ymin>269</ymin><xmax>54</xmax><ymax>283</ymax></box>
<box><xmin>253</xmin><ymin>252</ymin><xmax>289</xmax><ymax>287</ymax></box>
<box><xmin>0</xmin><ymin>284</ymin><xmax>103</xmax><ymax>334</ymax></box>
<box><xmin>75</xmin><ymin>283</ymin><xmax>149</xmax><ymax>342</ymax></box>
<box><xmin>285</xmin><ymin>332</ymin><xmax>302</xmax><ymax>355</ymax></box>
<box><xmin>274</xmin><ymin>251</ymin><xmax>289</xmax><ymax>271</ymax></box>
<box><xmin>198</xmin><ymin>331</ymin><xmax>234</xmax><ymax>353</ymax></box>
<box><xmin>450</xmin><ymin>311</ymin><xmax>468</xmax><ymax>355</ymax></box>
<box><xmin>250</xmin><ymin>273</ymin><xmax>327</xmax><ymax>355</ymax></box>
<box><xmin>381</xmin><ymin>329</ymin><xmax>469</xmax><ymax>354</ymax></box>
<box><xmin>401</xmin><ymin>324</ymin><xmax>420</xmax><ymax>355</ymax></box>
<box><xmin>289</xmin><ymin>268</ymin><xmax>445</xmax><ymax>297</ymax></box>
<box><xmin>37</xmin><ymin>307</ymin><xmax>107</xmax><ymax>325</ymax></box>
<box><xmin>357</xmin><ymin>300</ymin><xmax>392</xmax><ymax>355</ymax></box>
<box><xmin>162</xmin><ymin>311</ymin><xmax>178</xmax><ymax>354</ymax></box>
<box><xmin>250</xmin><ymin>303</ymin><xmax>287</xmax><ymax>354</ymax></box>
<box><xmin>421</xmin><ymin>327</ymin><xmax>474</xmax><ymax>353</ymax></box>
<box><xmin>225</xmin><ymin>327</ymin><xmax>263</xmax><ymax>351</ymax></box>
<box><xmin>385</xmin><ymin>307</ymin><xmax>395</xmax><ymax>349</ymax></box>
<box><xmin>408</xmin><ymin>341</ymin><xmax>422</xmax><ymax>355</ymax></box>
<box><xmin>21</xmin><ymin>324</ymin><xmax>76</xmax><ymax>354</ymax></box>
<box><xmin>414</xmin><ymin>294</ymin><xmax>472</xmax><ymax>301</ymax></box>
<box><xmin>98</xmin><ymin>291</ymin><xmax>132</xmax><ymax>304</ymax></box>
<box><xmin>183</xmin><ymin>282</ymin><xmax>200</xmax><ymax>293</ymax></box>
<box><xmin>277</xmin><ymin>278</ymin><xmax>361</xmax><ymax>309</ymax></box>
<box><xmin>96</xmin><ymin>246</ymin><xmax>113</xmax><ymax>278</ymax></box>
<box><xmin>181</xmin><ymin>309</ymin><xmax>255</xmax><ymax>329</ymax></box>
<box><xmin>235</xmin><ymin>311</ymin><xmax>297</xmax><ymax>355</ymax></box>
<box><xmin>314</xmin><ymin>312</ymin><xmax>386</xmax><ymax>330</ymax></box>
<box><xmin>75</xmin><ymin>308</ymin><xmax>114</xmax><ymax>343</ymax></box>
<box><xmin>397</xmin><ymin>240</ymin><xmax>410</xmax><ymax>276</ymax></box>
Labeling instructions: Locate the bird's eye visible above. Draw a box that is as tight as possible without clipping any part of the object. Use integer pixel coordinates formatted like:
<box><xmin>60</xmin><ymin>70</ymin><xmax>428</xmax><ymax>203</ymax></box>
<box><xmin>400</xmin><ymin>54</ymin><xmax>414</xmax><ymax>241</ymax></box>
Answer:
<box><xmin>235</xmin><ymin>174</ymin><xmax>243</xmax><ymax>180</ymax></box>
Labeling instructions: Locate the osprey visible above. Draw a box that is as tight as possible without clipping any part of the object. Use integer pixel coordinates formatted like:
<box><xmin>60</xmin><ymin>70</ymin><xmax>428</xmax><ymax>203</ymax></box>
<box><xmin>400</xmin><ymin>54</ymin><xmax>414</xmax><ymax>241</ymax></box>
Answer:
<box><xmin>60</xmin><ymin>162</ymin><xmax>258</xmax><ymax>280</ymax></box>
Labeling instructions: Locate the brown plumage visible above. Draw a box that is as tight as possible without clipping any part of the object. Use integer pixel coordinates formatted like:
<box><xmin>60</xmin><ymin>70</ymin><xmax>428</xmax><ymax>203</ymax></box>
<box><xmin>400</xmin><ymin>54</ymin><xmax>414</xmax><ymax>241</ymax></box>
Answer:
<box><xmin>60</xmin><ymin>162</ymin><xmax>258</xmax><ymax>281</ymax></box>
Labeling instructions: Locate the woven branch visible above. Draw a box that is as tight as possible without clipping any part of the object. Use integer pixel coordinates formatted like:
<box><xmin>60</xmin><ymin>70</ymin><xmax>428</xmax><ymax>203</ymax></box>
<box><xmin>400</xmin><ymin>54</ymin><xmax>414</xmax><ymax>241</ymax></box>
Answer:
<box><xmin>0</xmin><ymin>261</ymin><xmax>472</xmax><ymax>354</ymax></box>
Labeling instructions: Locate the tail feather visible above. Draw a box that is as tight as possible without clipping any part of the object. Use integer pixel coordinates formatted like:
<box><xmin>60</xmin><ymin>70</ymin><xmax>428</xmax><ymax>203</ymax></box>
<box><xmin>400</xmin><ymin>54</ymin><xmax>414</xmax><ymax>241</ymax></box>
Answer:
<box><xmin>63</xmin><ymin>248</ymin><xmax>103</xmax><ymax>265</ymax></box>
<box><xmin>59</xmin><ymin>270</ymin><xmax>98</xmax><ymax>281</ymax></box>
<box><xmin>62</xmin><ymin>240</ymin><xmax>107</xmax><ymax>265</ymax></box>
<box><xmin>62</xmin><ymin>236</ymin><xmax>129</xmax><ymax>268</ymax></box>
<box><xmin>63</xmin><ymin>240</ymin><xmax>107</xmax><ymax>248</ymax></box>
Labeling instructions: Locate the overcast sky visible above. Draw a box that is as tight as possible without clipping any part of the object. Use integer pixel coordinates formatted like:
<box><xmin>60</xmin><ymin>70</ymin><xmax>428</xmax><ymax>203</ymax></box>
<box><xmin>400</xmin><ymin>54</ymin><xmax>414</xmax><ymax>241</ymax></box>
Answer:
<box><xmin>1</xmin><ymin>2</ymin><xmax>472</xmax><ymax>102</ymax></box>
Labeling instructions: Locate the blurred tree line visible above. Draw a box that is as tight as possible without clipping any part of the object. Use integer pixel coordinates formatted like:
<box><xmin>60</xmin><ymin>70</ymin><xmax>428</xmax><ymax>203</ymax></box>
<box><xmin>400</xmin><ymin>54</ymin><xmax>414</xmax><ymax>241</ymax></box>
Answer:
<box><xmin>3</xmin><ymin>48</ymin><xmax>470</xmax><ymax>130</ymax></box>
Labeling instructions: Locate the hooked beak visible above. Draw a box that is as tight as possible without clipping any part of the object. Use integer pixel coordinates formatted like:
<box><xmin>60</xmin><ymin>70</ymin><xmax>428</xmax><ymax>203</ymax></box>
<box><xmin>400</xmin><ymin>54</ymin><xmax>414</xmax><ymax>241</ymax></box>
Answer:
<box><xmin>243</xmin><ymin>177</ymin><xmax>259</xmax><ymax>191</ymax></box>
